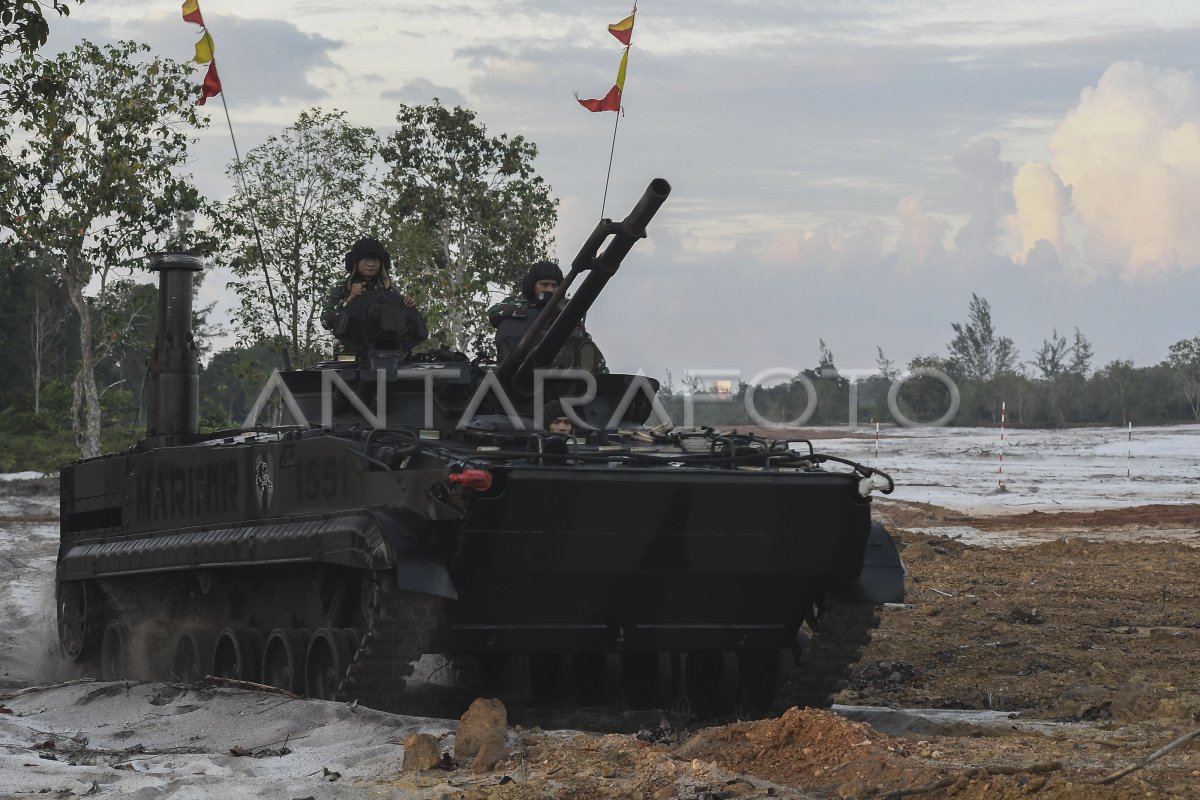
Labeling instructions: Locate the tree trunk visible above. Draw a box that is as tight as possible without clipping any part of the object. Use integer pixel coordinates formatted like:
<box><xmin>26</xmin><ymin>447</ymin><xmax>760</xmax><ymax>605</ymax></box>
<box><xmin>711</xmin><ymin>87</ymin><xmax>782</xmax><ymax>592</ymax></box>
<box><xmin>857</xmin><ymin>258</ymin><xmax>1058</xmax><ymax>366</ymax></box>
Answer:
<box><xmin>63</xmin><ymin>268</ymin><xmax>102</xmax><ymax>458</ymax></box>
<box><xmin>440</xmin><ymin>223</ymin><xmax>468</xmax><ymax>352</ymax></box>
<box><xmin>29</xmin><ymin>300</ymin><xmax>43</xmax><ymax>415</ymax></box>
<box><xmin>29</xmin><ymin>289</ymin><xmax>60</xmax><ymax>416</ymax></box>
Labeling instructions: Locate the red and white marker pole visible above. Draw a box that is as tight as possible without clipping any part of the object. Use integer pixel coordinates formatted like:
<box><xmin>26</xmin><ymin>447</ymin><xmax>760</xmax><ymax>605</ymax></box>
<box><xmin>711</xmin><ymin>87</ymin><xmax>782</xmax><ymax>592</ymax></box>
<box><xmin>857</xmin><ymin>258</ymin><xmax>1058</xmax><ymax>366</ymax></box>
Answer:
<box><xmin>874</xmin><ymin>421</ymin><xmax>880</xmax><ymax>463</ymax></box>
<box><xmin>1126</xmin><ymin>421</ymin><xmax>1132</xmax><ymax>481</ymax></box>
<box><xmin>998</xmin><ymin>401</ymin><xmax>1007</xmax><ymax>490</ymax></box>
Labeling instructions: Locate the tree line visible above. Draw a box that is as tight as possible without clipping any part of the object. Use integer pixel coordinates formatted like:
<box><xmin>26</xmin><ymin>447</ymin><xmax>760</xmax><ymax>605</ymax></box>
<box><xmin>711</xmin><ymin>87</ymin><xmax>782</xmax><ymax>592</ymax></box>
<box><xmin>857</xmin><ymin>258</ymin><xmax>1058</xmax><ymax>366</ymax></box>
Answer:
<box><xmin>656</xmin><ymin>294</ymin><xmax>1200</xmax><ymax>430</ymax></box>
<box><xmin>3</xmin><ymin>29</ymin><xmax>1200</xmax><ymax>473</ymax></box>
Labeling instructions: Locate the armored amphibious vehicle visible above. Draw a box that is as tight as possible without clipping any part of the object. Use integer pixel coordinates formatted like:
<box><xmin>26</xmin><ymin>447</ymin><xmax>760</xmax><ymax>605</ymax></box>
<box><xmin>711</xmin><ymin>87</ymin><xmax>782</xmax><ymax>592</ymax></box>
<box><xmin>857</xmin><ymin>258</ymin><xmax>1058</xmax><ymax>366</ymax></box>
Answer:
<box><xmin>56</xmin><ymin>179</ymin><xmax>904</xmax><ymax>716</ymax></box>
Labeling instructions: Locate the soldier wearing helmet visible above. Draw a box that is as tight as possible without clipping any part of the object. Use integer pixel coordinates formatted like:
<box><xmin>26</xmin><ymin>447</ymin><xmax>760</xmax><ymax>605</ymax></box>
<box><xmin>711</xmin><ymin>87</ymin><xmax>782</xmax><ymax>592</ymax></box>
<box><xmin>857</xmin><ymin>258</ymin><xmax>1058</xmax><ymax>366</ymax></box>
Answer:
<box><xmin>321</xmin><ymin>237</ymin><xmax>426</xmax><ymax>354</ymax></box>
<box><xmin>488</xmin><ymin>260</ymin><xmax>607</xmax><ymax>372</ymax></box>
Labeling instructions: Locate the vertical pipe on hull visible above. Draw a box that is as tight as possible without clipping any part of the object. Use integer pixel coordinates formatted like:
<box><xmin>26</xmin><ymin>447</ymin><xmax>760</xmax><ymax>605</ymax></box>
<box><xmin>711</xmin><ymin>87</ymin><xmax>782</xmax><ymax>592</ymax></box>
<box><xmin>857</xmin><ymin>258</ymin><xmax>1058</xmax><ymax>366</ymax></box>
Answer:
<box><xmin>146</xmin><ymin>253</ymin><xmax>204</xmax><ymax>442</ymax></box>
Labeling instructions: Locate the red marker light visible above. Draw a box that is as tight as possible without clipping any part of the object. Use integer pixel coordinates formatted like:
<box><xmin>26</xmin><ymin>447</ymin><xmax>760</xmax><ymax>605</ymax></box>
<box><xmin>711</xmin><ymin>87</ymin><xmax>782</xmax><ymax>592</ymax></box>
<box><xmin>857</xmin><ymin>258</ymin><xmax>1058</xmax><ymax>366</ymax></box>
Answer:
<box><xmin>448</xmin><ymin>469</ymin><xmax>493</xmax><ymax>491</ymax></box>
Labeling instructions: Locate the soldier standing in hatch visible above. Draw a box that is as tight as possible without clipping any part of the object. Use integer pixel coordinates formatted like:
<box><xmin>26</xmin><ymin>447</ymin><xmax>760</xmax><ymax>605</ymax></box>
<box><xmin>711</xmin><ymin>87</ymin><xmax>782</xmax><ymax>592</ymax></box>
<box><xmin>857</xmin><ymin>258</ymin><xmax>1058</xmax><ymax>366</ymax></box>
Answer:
<box><xmin>488</xmin><ymin>260</ymin><xmax>607</xmax><ymax>371</ymax></box>
<box><xmin>321</xmin><ymin>237</ymin><xmax>424</xmax><ymax>350</ymax></box>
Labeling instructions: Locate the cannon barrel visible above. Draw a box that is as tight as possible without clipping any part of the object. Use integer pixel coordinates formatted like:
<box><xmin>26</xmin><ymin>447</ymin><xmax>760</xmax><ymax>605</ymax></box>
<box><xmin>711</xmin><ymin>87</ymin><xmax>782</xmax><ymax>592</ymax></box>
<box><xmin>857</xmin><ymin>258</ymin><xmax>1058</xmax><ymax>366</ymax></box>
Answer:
<box><xmin>496</xmin><ymin>178</ymin><xmax>671</xmax><ymax>388</ymax></box>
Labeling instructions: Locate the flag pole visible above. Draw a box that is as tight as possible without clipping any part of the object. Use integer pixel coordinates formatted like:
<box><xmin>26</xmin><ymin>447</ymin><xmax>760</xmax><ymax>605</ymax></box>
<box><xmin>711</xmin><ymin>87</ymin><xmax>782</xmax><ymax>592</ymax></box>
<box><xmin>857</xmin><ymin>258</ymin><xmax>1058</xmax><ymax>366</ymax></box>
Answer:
<box><xmin>209</xmin><ymin>53</ymin><xmax>292</xmax><ymax>369</ymax></box>
<box><xmin>208</xmin><ymin>62</ymin><xmax>288</xmax><ymax>367</ymax></box>
<box><xmin>185</xmin><ymin>0</ymin><xmax>291</xmax><ymax>366</ymax></box>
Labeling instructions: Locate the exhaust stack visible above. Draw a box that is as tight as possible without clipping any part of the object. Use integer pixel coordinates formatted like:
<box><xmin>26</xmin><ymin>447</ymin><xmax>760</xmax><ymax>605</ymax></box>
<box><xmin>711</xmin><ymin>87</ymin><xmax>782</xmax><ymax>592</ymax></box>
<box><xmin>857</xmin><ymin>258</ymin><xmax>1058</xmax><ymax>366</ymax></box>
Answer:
<box><xmin>146</xmin><ymin>253</ymin><xmax>203</xmax><ymax>442</ymax></box>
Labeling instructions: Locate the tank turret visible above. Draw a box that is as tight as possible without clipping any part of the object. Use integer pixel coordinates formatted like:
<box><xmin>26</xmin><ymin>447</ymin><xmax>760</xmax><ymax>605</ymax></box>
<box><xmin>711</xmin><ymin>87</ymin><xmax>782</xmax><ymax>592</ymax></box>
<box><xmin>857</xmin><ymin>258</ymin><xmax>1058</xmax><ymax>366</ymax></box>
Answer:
<box><xmin>496</xmin><ymin>178</ymin><xmax>671</xmax><ymax>392</ymax></box>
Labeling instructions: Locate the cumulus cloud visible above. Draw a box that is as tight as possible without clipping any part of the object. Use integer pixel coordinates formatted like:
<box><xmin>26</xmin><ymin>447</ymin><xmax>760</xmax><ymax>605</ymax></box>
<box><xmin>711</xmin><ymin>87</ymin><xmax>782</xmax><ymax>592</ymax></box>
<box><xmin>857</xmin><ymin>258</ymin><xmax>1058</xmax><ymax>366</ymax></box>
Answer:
<box><xmin>895</xmin><ymin>194</ymin><xmax>949</xmax><ymax>268</ymax></box>
<box><xmin>953</xmin><ymin>137</ymin><xmax>1015</xmax><ymax>259</ymax></box>
<box><xmin>762</xmin><ymin>218</ymin><xmax>887</xmax><ymax>272</ymax></box>
<box><xmin>1010</xmin><ymin>161</ymin><xmax>1070</xmax><ymax>266</ymax></box>
<box><xmin>1046</xmin><ymin>61</ymin><xmax>1200</xmax><ymax>278</ymax></box>
<box><xmin>758</xmin><ymin>196</ymin><xmax>949</xmax><ymax>275</ymax></box>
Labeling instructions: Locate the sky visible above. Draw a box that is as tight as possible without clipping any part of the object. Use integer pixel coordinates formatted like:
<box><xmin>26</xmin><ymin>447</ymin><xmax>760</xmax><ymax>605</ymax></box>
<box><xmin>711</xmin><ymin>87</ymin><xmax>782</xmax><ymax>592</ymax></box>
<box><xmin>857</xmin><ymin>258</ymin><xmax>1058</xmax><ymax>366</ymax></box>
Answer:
<box><xmin>39</xmin><ymin>0</ymin><xmax>1200</xmax><ymax>383</ymax></box>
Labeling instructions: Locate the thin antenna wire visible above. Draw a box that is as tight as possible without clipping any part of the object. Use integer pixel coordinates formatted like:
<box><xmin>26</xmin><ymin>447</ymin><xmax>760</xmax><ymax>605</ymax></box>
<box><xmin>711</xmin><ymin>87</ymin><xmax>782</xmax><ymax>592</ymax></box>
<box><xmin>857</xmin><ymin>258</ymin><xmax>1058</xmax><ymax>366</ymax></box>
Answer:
<box><xmin>599</xmin><ymin>1</ymin><xmax>636</xmax><ymax>220</ymax></box>
<box><xmin>210</xmin><ymin>54</ymin><xmax>292</xmax><ymax>370</ymax></box>
<box><xmin>600</xmin><ymin>109</ymin><xmax>622</xmax><ymax>219</ymax></box>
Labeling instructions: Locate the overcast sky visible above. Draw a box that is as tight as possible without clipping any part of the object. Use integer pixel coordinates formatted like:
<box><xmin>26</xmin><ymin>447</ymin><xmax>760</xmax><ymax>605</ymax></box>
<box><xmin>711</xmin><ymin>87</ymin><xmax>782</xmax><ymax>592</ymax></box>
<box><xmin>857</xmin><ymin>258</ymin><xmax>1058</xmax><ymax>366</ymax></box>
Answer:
<box><xmin>42</xmin><ymin>1</ymin><xmax>1200</xmax><ymax>381</ymax></box>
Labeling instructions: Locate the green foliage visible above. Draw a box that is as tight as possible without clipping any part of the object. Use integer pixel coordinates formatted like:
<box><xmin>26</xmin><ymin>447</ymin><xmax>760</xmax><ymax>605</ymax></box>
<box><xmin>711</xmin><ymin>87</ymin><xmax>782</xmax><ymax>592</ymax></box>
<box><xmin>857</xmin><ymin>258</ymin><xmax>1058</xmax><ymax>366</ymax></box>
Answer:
<box><xmin>1165</xmin><ymin>335</ymin><xmax>1200</xmax><ymax>420</ymax></box>
<box><xmin>0</xmin><ymin>381</ymin><xmax>77</xmax><ymax>472</ymax></box>
<box><xmin>0</xmin><ymin>39</ymin><xmax>206</xmax><ymax>457</ymax></box>
<box><xmin>199</xmin><ymin>339</ymin><xmax>285</xmax><ymax>430</ymax></box>
<box><xmin>210</xmin><ymin>102</ymin><xmax>557</xmax><ymax>363</ymax></box>
<box><xmin>1068</xmin><ymin>328</ymin><xmax>1093</xmax><ymax>376</ymax></box>
<box><xmin>378</xmin><ymin>101</ymin><xmax>557</xmax><ymax>355</ymax></box>
<box><xmin>947</xmin><ymin>294</ymin><xmax>1019</xmax><ymax>380</ymax></box>
<box><xmin>0</xmin><ymin>0</ymin><xmax>81</xmax><ymax>57</ymax></box>
<box><xmin>1095</xmin><ymin>359</ymin><xmax>1136</xmax><ymax>423</ymax></box>
<box><xmin>651</xmin><ymin>327</ymin><xmax>1200</xmax><ymax>431</ymax></box>
<box><xmin>213</xmin><ymin>108</ymin><xmax>379</xmax><ymax>362</ymax></box>
<box><xmin>0</xmin><ymin>255</ymin><xmax>69</xmax><ymax>414</ymax></box>
<box><xmin>1032</xmin><ymin>328</ymin><xmax>1069</xmax><ymax>380</ymax></box>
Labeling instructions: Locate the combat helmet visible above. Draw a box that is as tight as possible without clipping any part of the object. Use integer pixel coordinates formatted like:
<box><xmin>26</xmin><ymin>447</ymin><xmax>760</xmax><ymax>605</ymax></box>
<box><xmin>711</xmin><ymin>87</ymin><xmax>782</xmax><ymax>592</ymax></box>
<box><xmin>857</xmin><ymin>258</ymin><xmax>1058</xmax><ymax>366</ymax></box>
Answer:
<box><xmin>521</xmin><ymin>260</ymin><xmax>564</xmax><ymax>306</ymax></box>
<box><xmin>344</xmin><ymin>237</ymin><xmax>392</xmax><ymax>273</ymax></box>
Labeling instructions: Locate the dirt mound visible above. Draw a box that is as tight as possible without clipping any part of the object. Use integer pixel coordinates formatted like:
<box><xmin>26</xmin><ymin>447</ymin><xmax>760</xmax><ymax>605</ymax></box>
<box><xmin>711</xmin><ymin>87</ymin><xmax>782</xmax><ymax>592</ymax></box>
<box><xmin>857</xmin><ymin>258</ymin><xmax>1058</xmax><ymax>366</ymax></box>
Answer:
<box><xmin>873</xmin><ymin>498</ymin><xmax>965</xmax><ymax>529</ymax></box>
<box><xmin>675</xmin><ymin>706</ymin><xmax>938</xmax><ymax>795</ymax></box>
<box><xmin>666</xmin><ymin>706</ymin><xmax>1200</xmax><ymax>800</ymax></box>
<box><xmin>956</xmin><ymin>504</ymin><xmax>1200</xmax><ymax>531</ymax></box>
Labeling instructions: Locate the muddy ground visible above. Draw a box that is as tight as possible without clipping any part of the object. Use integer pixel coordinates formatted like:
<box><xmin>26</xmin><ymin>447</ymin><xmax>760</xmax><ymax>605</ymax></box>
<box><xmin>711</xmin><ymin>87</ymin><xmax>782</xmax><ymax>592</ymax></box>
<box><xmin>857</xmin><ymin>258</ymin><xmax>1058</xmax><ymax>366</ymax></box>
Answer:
<box><xmin>4</xmin><ymin>486</ymin><xmax>1200</xmax><ymax>798</ymax></box>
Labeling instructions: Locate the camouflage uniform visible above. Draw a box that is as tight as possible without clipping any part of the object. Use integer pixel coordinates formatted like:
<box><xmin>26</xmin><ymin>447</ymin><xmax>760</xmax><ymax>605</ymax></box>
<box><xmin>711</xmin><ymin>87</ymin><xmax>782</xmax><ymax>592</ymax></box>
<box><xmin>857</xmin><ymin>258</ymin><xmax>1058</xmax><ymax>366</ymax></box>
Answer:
<box><xmin>322</xmin><ymin>237</ymin><xmax>426</xmax><ymax>353</ymax></box>
<box><xmin>488</xmin><ymin>261</ymin><xmax>607</xmax><ymax>372</ymax></box>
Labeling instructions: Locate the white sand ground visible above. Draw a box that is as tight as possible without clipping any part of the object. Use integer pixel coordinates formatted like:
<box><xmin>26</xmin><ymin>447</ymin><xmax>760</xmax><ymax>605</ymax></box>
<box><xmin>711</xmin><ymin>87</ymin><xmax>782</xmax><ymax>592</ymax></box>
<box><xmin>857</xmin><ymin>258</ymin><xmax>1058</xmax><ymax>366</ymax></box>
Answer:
<box><xmin>816</xmin><ymin>422</ymin><xmax>1200</xmax><ymax>513</ymax></box>
<box><xmin>1</xmin><ymin>682</ymin><xmax>463</xmax><ymax>799</ymax></box>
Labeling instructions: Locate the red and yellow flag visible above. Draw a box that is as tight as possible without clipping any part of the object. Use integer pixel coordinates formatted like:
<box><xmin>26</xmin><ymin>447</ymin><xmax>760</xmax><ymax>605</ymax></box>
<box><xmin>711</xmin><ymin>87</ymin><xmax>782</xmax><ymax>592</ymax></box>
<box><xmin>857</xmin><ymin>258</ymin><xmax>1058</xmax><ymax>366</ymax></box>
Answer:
<box><xmin>193</xmin><ymin>30</ymin><xmax>214</xmax><ymax>64</ymax></box>
<box><xmin>578</xmin><ymin>85</ymin><xmax>620</xmax><ymax>113</ymax></box>
<box><xmin>607</xmin><ymin>13</ymin><xmax>634</xmax><ymax>46</ymax></box>
<box><xmin>181</xmin><ymin>0</ymin><xmax>204</xmax><ymax>26</ymax></box>
<box><xmin>181</xmin><ymin>1</ymin><xmax>222</xmax><ymax>104</ymax></box>
<box><xmin>198</xmin><ymin>62</ymin><xmax>222</xmax><ymax>106</ymax></box>
<box><xmin>578</xmin><ymin>12</ymin><xmax>633</xmax><ymax>114</ymax></box>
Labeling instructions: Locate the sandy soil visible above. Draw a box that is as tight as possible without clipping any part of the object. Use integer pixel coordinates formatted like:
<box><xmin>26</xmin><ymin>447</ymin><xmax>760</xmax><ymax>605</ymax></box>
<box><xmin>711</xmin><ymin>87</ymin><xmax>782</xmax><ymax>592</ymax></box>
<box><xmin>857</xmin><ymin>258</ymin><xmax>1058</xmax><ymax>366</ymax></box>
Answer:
<box><xmin>3</xmin><ymin>479</ymin><xmax>1200</xmax><ymax>798</ymax></box>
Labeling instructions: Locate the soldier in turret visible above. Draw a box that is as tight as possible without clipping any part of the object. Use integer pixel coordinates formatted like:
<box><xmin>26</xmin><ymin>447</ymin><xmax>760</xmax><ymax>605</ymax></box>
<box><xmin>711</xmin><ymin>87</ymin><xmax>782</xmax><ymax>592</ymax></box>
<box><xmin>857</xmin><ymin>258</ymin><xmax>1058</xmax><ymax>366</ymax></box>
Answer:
<box><xmin>321</xmin><ymin>237</ymin><xmax>427</xmax><ymax>354</ymax></box>
<box><xmin>488</xmin><ymin>261</ymin><xmax>607</xmax><ymax>372</ymax></box>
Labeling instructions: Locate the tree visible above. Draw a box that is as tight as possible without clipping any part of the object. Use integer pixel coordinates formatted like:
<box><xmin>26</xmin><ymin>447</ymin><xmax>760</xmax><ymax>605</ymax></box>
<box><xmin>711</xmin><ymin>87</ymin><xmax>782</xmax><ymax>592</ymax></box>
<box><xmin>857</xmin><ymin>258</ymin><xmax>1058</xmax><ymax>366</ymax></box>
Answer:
<box><xmin>0</xmin><ymin>40</ymin><xmax>207</xmax><ymax>457</ymax></box>
<box><xmin>200</xmin><ymin>340</ymin><xmax>281</xmax><ymax>429</ymax></box>
<box><xmin>993</xmin><ymin>336</ymin><xmax>1019</xmax><ymax>376</ymax></box>
<box><xmin>1165</xmin><ymin>336</ymin><xmax>1200</xmax><ymax>420</ymax></box>
<box><xmin>1032</xmin><ymin>328</ymin><xmax>1068</xmax><ymax>380</ymax></box>
<box><xmin>947</xmin><ymin>293</ymin><xmax>1017</xmax><ymax>380</ymax></box>
<box><xmin>818</xmin><ymin>339</ymin><xmax>836</xmax><ymax>369</ymax></box>
<box><xmin>1096</xmin><ymin>359</ymin><xmax>1136</xmax><ymax>423</ymax></box>
<box><xmin>0</xmin><ymin>254</ymin><xmax>62</xmax><ymax>414</ymax></box>
<box><xmin>29</xmin><ymin>274</ymin><xmax>63</xmax><ymax>414</ymax></box>
<box><xmin>1032</xmin><ymin>328</ymin><xmax>1072</xmax><ymax>424</ymax></box>
<box><xmin>215</xmin><ymin>108</ymin><xmax>379</xmax><ymax>362</ymax></box>
<box><xmin>1068</xmin><ymin>327</ymin><xmax>1093</xmax><ymax>376</ymax></box>
<box><xmin>0</xmin><ymin>0</ymin><xmax>81</xmax><ymax>56</ymax></box>
<box><xmin>377</xmin><ymin>101</ymin><xmax>557</xmax><ymax>355</ymax></box>
<box><xmin>896</xmin><ymin>354</ymin><xmax>955</xmax><ymax>424</ymax></box>
<box><xmin>875</xmin><ymin>346</ymin><xmax>897</xmax><ymax>380</ymax></box>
